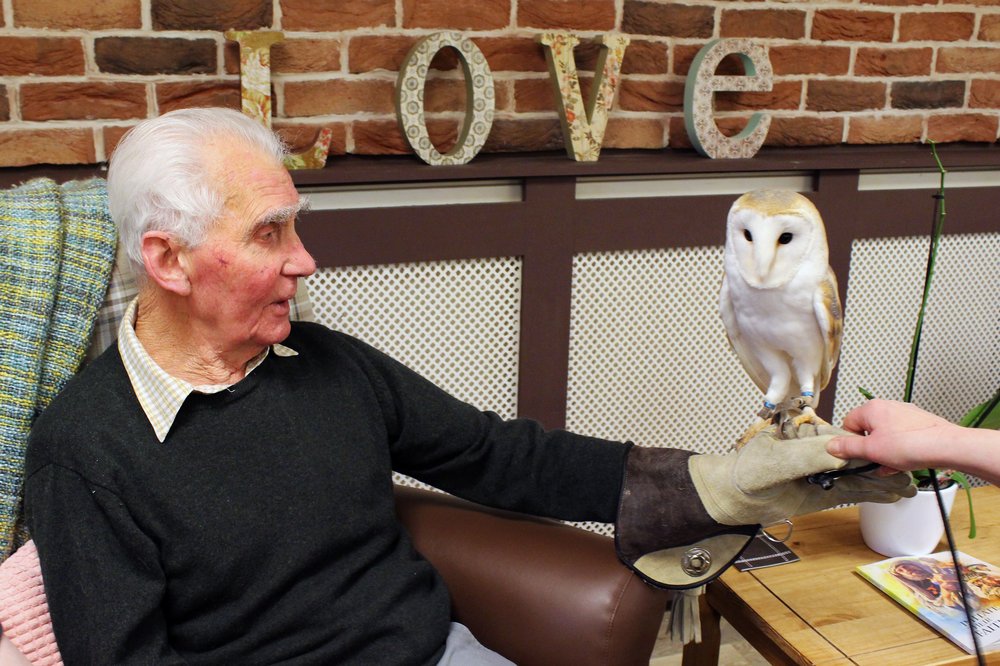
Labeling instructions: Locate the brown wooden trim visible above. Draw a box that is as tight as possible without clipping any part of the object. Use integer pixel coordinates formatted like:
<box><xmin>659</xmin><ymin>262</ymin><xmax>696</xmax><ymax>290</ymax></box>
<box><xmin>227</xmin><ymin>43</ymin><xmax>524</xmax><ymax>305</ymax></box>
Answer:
<box><xmin>571</xmin><ymin>194</ymin><xmax>732</xmax><ymax>252</ymax></box>
<box><xmin>8</xmin><ymin>143</ymin><xmax>998</xmax><ymax>188</ymax></box>
<box><xmin>291</xmin><ymin>144</ymin><xmax>1000</xmax><ymax>187</ymax></box>
<box><xmin>855</xmin><ymin>188</ymin><xmax>999</xmax><ymax>238</ymax></box>
<box><xmin>297</xmin><ymin>203</ymin><xmax>525</xmax><ymax>267</ymax></box>
<box><xmin>516</xmin><ymin>178</ymin><xmax>576</xmax><ymax>429</ymax></box>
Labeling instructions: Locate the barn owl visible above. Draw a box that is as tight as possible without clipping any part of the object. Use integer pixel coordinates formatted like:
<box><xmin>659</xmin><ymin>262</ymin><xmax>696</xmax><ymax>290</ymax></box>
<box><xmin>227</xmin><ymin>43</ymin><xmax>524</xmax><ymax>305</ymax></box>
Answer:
<box><xmin>719</xmin><ymin>190</ymin><xmax>843</xmax><ymax>446</ymax></box>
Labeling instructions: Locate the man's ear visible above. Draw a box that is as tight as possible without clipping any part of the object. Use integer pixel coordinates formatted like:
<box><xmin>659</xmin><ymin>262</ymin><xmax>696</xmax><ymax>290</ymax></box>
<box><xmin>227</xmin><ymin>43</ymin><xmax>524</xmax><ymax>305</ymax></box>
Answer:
<box><xmin>141</xmin><ymin>231</ymin><xmax>192</xmax><ymax>296</ymax></box>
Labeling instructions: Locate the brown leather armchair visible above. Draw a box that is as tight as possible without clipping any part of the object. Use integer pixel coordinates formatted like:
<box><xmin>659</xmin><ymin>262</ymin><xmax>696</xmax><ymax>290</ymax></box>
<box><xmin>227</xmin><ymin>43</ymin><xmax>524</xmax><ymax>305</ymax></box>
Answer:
<box><xmin>395</xmin><ymin>485</ymin><xmax>671</xmax><ymax>666</ymax></box>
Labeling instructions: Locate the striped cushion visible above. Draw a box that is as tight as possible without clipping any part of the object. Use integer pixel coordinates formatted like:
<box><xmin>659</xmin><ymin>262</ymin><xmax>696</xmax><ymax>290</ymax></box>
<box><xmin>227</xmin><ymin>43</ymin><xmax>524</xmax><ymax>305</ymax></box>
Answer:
<box><xmin>0</xmin><ymin>178</ymin><xmax>116</xmax><ymax>559</ymax></box>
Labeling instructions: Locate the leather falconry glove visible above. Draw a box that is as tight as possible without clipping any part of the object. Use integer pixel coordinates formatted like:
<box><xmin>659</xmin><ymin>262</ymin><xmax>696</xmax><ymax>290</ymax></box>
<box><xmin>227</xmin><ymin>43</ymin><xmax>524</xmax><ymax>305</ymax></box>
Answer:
<box><xmin>616</xmin><ymin>423</ymin><xmax>915</xmax><ymax>590</ymax></box>
<box><xmin>690</xmin><ymin>424</ymin><xmax>916</xmax><ymax>527</ymax></box>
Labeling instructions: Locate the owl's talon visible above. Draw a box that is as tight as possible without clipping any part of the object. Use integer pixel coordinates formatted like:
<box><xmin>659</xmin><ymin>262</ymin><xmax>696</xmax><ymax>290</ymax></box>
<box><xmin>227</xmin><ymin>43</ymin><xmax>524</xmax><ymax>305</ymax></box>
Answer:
<box><xmin>735</xmin><ymin>416</ymin><xmax>769</xmax><ymax>450</ymax></box>
<box><xmin>792</xmin><ymin>413</ymin><xmax>823</xmax><ymax>427</ymax></box>
<box><xmin>780</xmin><ymin>403</ymin><xmax>831</xmax><ymax>438</ymax></box>
<box><xmin>791</xmin><ymin>404</ymin><xmax>828</xmax><ymax>427</ymax></box>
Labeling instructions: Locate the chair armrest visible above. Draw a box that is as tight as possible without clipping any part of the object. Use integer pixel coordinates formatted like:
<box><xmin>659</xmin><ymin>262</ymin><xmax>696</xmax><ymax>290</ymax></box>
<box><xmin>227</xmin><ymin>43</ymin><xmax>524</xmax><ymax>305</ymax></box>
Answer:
<box><xmin>394</xmin><ymin>485</ymin><xmax>670</xmax><ymax>666</ymax></box>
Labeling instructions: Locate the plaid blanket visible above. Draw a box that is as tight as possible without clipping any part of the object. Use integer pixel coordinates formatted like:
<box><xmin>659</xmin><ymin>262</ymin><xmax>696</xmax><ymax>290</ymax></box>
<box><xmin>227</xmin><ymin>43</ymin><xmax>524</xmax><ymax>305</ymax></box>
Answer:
<box><xmin>0</xmin><ymin>178</ymin><xmax>116</xmax><ymax>561</ymax></box>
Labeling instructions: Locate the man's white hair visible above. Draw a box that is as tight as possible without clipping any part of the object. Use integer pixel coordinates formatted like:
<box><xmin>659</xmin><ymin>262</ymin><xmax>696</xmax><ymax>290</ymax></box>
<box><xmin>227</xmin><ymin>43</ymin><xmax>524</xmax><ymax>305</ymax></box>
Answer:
<box><xmin>107</xmin><ymin>107</ymin><xmax>289</xmax><ymax>276</ymax></box>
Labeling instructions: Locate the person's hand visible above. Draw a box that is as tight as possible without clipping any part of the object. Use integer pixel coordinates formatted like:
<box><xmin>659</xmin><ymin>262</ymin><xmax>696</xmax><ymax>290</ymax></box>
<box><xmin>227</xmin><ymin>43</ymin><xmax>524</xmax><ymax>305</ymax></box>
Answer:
<box><xmin>826</xmin><ymin>399</ymin><xmax>957</xmax><ymax>474</ymax></box>
<box><xmin>689</xmin><ymin>423</ymin><xmax>915</xmax><ymax>526</ymax></box>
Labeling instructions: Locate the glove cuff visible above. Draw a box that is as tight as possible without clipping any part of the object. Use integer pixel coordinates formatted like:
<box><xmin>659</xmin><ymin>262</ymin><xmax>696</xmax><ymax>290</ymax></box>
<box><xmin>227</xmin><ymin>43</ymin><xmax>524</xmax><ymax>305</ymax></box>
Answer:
<box><xmin>615</xmin><ymin>446</ymin><xmax>756</xmax><ymax>589</ymax></box>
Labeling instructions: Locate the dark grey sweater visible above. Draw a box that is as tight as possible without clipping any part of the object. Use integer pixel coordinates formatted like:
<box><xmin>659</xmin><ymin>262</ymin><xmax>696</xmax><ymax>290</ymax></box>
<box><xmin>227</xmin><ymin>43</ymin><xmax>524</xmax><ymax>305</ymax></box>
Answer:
<box><xmin>24</xmin><ymin>322</ymin><xmax>629</xmax><ymax>665</ymax></box>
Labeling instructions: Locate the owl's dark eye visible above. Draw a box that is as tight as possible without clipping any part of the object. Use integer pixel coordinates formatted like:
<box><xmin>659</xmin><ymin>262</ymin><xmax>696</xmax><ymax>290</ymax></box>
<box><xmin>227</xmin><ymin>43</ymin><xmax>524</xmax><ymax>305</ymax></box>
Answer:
<box><xmin>778</xmin><ymin>232</ymin><xmax>793</xmax><ymax>245</ymax></box>
<box><xmin>743</xmin><ymin>229</ymin><xmax>753</xmax><ymax>242</ymax></box>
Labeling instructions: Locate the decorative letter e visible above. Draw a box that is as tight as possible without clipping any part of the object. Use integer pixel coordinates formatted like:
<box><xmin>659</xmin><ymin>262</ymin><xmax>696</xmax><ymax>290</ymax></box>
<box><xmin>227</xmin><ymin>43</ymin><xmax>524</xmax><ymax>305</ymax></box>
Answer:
<box><xmin>684</xmin><ymin>39</ymin><xmax>772</xmax><ymax>159</ymax></box>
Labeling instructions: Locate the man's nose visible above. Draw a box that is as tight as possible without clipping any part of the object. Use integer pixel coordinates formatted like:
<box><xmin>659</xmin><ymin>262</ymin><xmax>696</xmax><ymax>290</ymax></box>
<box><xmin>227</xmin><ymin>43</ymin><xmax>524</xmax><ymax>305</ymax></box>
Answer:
<box><xmin>285</xmin><ymin>234</ymin><xmax>317</xmax><ymax>277</ymax></box>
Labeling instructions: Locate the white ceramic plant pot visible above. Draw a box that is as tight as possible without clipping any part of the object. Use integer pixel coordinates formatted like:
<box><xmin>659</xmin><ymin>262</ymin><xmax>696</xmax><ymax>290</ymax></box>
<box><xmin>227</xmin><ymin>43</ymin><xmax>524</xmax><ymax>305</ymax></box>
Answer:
<box><xmin>858</xmin><ymin>482</ymin><xmax>958</xmax><ymax>558</ymax></box>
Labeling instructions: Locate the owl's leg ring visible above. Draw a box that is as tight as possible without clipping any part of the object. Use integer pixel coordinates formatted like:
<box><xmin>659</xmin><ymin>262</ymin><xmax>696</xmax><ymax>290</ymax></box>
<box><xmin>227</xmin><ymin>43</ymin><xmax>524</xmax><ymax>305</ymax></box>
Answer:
<box><xmin>790</xmin><ymin>392</ymin><xmax>830</xmax><ymax>429</ymax></box>
<box><xmin>757</xmin><ymin>401</ymin><xmax>778</xmax><ymax>420</ymax></box>
<box><xmin>792</xmin><ymin>391</ymin><xmax>815</xmax><ymax>413</ymax></box>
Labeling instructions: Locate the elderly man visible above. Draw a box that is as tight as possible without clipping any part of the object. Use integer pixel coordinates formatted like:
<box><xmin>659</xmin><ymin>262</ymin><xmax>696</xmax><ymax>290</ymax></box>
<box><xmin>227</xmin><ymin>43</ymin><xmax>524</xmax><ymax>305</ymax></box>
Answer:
<box><xmin>23</xmin><ymin>108</ymin><xmax>913</xmax><ymax>665</ymax></box>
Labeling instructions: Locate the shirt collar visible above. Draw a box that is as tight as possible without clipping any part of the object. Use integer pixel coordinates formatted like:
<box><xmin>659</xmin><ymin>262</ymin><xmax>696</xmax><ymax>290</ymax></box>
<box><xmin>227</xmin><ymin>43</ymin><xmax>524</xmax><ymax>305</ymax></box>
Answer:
<box><xmin>117</xmin><ymin>298</ymin><xmax>297</xmax><ymax>443</ymax></box>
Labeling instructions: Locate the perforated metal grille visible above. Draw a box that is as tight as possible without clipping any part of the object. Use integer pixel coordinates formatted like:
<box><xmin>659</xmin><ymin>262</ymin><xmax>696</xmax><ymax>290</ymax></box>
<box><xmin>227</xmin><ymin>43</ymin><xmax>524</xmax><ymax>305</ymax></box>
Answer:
<box><xmin>566</xmin><ymin>247</ymin><xmax>763</xmax><ymax>535</ymax></box>
<box><xmin>567</xmin><ymin>246</ymin><xmax>762</xmax><ymax>449</ymax></box>
<box><xmin>305</xmin><ymin>258</ymin><xmax>523</xmax><ymax>488</ymax></box>
<box><xmin>833</xmin><ymin>233</ymin><xmax>1000</xmax><ymax>433</ymax></box>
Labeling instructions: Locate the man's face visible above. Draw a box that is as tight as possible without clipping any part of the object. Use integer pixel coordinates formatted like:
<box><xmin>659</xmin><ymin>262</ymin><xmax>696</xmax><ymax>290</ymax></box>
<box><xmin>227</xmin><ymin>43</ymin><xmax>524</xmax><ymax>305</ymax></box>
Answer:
<box><xmin>183</xmin><ymin>141</ymin><xmax>316</xmax><ymax>357</ymax></box>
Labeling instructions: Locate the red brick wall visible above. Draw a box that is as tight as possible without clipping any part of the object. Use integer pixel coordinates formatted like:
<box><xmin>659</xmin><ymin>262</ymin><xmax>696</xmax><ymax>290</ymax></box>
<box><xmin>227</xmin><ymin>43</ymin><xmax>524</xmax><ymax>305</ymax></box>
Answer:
<box><xmin>1</xmin><ymin>0</ymin><xmax>999</xmax><ymax>166</ymax></box>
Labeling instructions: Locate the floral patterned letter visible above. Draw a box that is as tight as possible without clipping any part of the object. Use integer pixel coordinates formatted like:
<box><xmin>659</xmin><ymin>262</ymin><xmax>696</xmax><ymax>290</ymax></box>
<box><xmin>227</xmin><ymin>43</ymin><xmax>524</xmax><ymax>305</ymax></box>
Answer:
<box><xmin>539</xmin><ymin>32</ymin><xmax>630</xmax><ymax>162</ymax></box>
<box><xmin>226</xmin><ymin>30</ymin><xmax>333</xmax><ymax>170</ymax></box>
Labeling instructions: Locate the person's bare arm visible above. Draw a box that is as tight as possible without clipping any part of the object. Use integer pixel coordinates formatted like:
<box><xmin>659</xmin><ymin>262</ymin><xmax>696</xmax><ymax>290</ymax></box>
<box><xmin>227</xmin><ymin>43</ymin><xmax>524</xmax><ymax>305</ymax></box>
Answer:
<box><xmin>827</xmin><ymin>399</ymin><xmax>1000</xmax><ymax>486</ymax></box>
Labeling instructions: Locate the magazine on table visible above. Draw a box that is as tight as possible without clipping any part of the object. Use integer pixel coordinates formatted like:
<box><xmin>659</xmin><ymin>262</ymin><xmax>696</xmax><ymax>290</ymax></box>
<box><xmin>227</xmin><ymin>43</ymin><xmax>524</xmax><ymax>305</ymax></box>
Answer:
<box><xmin>856</xmin><ymin>550</ymin><xmax>1000</xmax><ymax>654</ymax></box>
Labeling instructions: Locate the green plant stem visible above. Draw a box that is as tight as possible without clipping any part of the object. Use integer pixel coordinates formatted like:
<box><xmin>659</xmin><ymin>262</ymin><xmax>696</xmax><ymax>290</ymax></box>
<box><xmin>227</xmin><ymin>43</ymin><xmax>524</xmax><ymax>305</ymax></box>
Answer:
<box><xmin>899</xmin><ymin>143</ymin><xmax>979</xmax><ymax>540</ymax></box>
<box><xmin>949</xmin><ymin>471</ymin><xmax>976</xmax><ymax>539</ymax></box>
<box><xmin>903</xmin><ymin>141</ymin><xmax>946</xmax><ymax>403</ymax></box>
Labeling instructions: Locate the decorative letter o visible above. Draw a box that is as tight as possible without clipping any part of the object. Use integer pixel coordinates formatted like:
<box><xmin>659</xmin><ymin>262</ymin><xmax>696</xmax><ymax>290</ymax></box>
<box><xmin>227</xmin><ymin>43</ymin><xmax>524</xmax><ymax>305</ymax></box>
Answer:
<box><xmin>396</xmin><ymin>32</ymin><xmax>495</xmax><ymax>166</ymax></box>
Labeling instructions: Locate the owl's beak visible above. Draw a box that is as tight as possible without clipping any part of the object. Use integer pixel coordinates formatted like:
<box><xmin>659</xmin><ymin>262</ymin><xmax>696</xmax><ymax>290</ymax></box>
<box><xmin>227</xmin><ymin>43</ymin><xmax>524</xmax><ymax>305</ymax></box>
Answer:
<box><xmin>753</xmin><ymin>247</ymin><xmax>775</xmax><ymax>283</ymax></box>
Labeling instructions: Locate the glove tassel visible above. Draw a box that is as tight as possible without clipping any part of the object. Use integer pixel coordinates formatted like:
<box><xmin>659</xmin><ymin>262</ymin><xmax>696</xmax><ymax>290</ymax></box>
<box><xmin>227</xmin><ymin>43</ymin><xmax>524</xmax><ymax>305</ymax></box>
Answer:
<box><xmin>667</xmin><ymin>585</ymin><xmax>703</xmax><ymax>644</ymax></box>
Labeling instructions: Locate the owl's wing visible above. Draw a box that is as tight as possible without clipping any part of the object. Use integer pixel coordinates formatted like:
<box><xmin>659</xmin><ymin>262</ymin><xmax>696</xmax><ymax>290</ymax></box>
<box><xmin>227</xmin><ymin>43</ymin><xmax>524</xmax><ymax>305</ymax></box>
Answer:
<box><xmin>813</xmin><ymin>267</ymin><xmax>844</xmax><ymax>391</ymax></box>
<box><xmin>719</xmin><ymin>275</ymin><xmax>770</xmax><ymax>395</ymax></box>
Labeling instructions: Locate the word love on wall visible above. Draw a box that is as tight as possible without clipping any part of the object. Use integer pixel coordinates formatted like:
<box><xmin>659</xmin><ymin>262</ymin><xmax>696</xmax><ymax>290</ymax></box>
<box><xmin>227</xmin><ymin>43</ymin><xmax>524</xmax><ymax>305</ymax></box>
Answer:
<box><xmin>226</xmin><ymin>30</ymin><xmax>773</xmax><ymax>169</ymax></box>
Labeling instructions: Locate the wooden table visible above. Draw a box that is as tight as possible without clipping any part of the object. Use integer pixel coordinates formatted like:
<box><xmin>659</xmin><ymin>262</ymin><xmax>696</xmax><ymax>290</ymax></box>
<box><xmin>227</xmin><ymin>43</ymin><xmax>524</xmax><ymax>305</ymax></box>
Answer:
<box><xmin>682</xmin><ymin>485</ymin><xmax>1000</xmax><ymax>665</ymax></box>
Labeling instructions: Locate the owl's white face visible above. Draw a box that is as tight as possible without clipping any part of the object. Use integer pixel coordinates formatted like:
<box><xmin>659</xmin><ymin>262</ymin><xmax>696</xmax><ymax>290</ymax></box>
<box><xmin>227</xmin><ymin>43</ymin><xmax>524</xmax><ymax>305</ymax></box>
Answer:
<box><xmin>725</xmin><ymin>192</ymin><xmax>825</xmax><ymax>290</ymax></box>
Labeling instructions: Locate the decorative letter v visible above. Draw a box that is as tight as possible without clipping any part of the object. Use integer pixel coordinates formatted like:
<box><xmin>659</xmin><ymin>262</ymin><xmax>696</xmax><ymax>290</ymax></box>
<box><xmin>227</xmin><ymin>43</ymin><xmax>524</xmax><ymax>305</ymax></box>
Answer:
<box><xmin>539</xmin><ymin>32</ymin><xmax>630</xmax><ymax>162</ymax></box>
